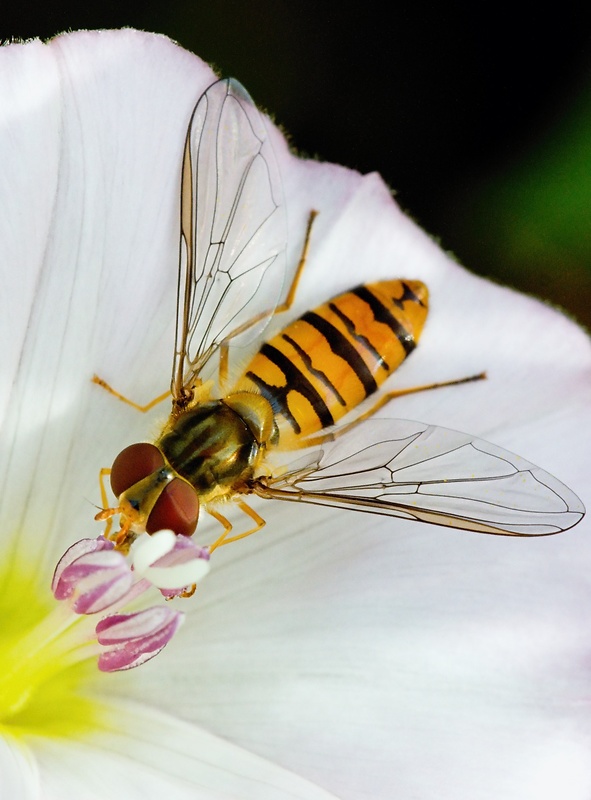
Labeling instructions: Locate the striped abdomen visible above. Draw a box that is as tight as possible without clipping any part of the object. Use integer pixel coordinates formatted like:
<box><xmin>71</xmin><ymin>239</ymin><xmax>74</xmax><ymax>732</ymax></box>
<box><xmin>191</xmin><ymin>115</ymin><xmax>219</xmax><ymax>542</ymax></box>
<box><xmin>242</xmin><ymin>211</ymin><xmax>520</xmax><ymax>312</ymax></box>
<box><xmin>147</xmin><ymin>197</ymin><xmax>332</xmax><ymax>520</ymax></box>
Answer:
<box><xmin>236</xmin><ymin>279</ymin><xmax>428</xmax><ymax>443</ymax></box>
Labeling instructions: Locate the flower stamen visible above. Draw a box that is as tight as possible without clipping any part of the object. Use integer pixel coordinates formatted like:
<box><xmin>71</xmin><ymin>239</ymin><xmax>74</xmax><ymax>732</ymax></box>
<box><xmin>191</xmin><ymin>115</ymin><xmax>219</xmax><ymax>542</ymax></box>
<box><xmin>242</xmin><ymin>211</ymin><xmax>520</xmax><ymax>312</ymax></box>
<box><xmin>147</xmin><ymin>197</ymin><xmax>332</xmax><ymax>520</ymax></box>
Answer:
<box><xmin>49</xmin><ymin>531</ymin><xmax>210</xmax><ymax>672</ymax></box>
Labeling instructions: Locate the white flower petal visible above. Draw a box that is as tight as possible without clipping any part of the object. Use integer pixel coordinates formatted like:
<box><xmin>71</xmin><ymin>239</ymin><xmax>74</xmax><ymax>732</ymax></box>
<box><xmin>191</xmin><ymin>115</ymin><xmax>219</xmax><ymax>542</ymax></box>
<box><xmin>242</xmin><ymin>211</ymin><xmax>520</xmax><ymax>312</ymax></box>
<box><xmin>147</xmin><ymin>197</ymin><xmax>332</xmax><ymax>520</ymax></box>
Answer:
<box><xmin>96</xmin><ymin>56</ymin><xmax>589</xmax><ymax>796</ymax></box>
<box><xmin>0</xmin><ymin>40</ymin><xmax>61</xmax><ymax>435</ymax></box>
<box><xmin>0</xmin><ymin>736</ymin><xmax>39</xmax><ymax>799</ymax></box>
<box><xmin>29</xmin><ymin>701</ymin><xmax>340</xmax><ymax>800</ymax></box>
<box><xmin>0</xmin><ymin>30</ymin><xmax>215</xmax><ymax>575</ymax></box>
<box><xmin>2</xmin><ymin>28</ymin><xmax>590</xmax><ymax>800</ymax></box>
<box><xmin>129</xmin><ymin>498</ymin><xmax>591</xmax><ymax>799</ymax></box>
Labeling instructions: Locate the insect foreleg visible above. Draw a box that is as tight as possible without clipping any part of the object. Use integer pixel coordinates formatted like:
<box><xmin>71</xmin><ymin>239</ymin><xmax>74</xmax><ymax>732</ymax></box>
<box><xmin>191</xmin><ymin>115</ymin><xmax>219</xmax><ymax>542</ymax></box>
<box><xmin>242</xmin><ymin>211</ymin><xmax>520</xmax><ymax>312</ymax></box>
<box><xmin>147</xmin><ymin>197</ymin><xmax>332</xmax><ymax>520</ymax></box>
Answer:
<box><xmin>92</xmin><ymin>375</ymin><xmax>171</xmax><ymax>412</ymax></box>
<box><xmin>207</xmin><ymin>500</ymin><xmax>266</xmax><ymax>554</ymax></box>
<box><xmin>97</xmin><ymin>466</ymin><xmax>114</xmax><ymax>538</ymax></box>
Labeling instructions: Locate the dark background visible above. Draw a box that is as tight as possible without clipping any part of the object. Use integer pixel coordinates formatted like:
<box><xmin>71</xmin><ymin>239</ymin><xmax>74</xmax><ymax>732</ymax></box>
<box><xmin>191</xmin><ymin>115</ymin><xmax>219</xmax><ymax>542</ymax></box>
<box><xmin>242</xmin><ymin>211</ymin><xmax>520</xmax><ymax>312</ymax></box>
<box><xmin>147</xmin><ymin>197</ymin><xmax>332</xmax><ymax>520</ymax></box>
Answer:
<box><xmin>4</xmin><ymin>2</ymin><xmax>590</xmax><ymax>326</ymax></box>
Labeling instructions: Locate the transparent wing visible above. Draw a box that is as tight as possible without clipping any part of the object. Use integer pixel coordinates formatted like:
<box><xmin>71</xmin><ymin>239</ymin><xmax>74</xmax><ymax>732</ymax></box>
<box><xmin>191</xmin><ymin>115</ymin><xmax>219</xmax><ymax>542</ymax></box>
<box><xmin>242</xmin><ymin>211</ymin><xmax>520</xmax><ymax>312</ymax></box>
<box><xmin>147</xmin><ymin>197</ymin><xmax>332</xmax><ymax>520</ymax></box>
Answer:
<box><xmin>172</xmin><ymin>78</ymin><xmax>286</xmax><ymax>401</ymax></box>
<box><xmin>254</xmin><ymin>419</ymin><xmax>585</xmax><ymax>535</ymax></box>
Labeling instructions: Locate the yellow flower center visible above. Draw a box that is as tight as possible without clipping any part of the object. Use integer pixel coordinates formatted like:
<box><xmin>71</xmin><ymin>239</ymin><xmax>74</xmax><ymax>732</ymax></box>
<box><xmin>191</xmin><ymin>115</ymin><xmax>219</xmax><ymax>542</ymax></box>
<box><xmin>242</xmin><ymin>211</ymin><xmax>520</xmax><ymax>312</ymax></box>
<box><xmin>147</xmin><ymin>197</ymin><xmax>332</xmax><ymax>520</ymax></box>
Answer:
<box><xmin>0</xmin><ymin>554</ymin><xmax>104</xmax><ymax>741</ymax></box>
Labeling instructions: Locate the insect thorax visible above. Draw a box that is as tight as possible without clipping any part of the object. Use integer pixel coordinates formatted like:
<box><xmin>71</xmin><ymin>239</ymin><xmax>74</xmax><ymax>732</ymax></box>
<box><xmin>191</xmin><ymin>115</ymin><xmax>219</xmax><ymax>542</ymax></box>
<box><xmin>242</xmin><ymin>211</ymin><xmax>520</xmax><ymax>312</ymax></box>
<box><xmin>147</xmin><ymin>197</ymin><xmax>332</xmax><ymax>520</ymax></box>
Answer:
<box><xmin>157</xmin><ymin>400</ymin><xmax>259</xmax><ymax>499</ymax></box>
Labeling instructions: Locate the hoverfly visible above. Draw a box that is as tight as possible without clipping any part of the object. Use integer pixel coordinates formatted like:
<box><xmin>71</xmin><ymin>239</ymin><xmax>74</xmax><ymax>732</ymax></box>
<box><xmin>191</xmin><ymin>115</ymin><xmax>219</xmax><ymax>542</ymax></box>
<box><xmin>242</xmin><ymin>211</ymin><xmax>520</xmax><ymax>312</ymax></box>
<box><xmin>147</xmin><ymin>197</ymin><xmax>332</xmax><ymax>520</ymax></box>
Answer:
<box><xmin>95</xmin><ymin>78</ymin><xmax>585</xmax><ymax>554</ymax></box>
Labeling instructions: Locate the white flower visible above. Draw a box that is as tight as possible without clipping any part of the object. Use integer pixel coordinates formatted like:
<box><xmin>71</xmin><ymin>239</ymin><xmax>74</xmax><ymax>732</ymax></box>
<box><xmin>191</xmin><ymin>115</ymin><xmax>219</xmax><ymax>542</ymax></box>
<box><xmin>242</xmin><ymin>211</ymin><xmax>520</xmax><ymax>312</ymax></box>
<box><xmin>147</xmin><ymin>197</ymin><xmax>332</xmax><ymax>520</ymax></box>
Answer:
<box><xmin>1</xmin><ymin>28</ymin><xmax>591</xmax><ymax>800</ymax></box>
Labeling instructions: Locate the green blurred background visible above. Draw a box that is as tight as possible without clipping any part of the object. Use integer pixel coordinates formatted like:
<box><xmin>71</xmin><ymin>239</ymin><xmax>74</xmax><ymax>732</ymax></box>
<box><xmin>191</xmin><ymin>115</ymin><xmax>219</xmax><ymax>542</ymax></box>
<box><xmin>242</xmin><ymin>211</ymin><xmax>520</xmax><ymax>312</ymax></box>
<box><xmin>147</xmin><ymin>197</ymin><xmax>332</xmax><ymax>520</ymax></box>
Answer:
<box><xmin>3</xmin><ymin>2</ymin><xmax>590</xmax><ymax>327</ymax></box>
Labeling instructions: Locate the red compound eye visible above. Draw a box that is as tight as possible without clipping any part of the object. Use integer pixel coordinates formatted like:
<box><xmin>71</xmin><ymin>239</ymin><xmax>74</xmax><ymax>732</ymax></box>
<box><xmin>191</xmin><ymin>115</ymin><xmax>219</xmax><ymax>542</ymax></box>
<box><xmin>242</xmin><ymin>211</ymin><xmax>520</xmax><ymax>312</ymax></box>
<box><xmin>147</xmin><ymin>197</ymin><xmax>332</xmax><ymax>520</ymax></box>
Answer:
<box><xmin>146</xmin><ymin>479</ymin><xmax>200</xmax><ymax>537</ymax></box>
<box><xmin>110</xmin><ymin>443</ymin><xmax>165</xmax><ymax>497</ymax></box>
<box><xmin>110</xmin><ymin>442</ymin><xmax>199</xmax><ymax>537</ymax></box>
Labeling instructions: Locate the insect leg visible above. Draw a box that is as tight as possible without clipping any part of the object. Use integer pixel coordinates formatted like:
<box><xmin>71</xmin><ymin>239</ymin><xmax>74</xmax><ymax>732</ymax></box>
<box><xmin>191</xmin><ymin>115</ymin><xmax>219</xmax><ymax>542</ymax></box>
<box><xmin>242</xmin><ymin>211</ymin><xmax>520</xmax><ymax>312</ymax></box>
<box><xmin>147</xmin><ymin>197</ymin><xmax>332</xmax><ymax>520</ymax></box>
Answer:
<box><xmin>97</xmin><ymin>466</ymin><xmax>114</xmax><ymax>538</ymax></box>
<box><xmin>98</xmin><ymin>467</ymin><xmax>112</xmax><ymax>509</ymax></box>
<box><xmin>207</xmin><ymin>500</ymin><xmax>266</xmax><ymax>554</ymax></box>
<box><xmin>272</xmin><ymin>208</ymin><xmax>318</xmax><ymax>316</ymax></box>
<box><xmin>218</xmin><ymin>210</ymin><xmax>319</xmax><ymax>388</ymax></box>
<box><xmin>294</xmin><ymin>371</ymin><xmax>487</xmax><ymax>448</ymax></box>
<box><xmin>92</xmin><ymin>374</ymin><xmax>170</xmax><ymax>413</ymax></box>
<box><xmin>364</xmin><ymin>371</ymin><xmax>487</xmax><ymax>410</ymax></box>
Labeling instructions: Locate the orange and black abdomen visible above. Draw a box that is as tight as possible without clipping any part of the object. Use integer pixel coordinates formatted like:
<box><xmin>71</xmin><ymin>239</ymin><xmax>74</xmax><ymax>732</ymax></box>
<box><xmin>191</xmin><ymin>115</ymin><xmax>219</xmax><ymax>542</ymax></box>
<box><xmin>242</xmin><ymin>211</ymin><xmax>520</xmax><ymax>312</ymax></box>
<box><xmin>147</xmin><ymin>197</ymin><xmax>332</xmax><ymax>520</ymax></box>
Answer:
<box><xmin>236</xmin><ymin>280</ymin><xmax>428</xmax><ymax>442</ymax></box>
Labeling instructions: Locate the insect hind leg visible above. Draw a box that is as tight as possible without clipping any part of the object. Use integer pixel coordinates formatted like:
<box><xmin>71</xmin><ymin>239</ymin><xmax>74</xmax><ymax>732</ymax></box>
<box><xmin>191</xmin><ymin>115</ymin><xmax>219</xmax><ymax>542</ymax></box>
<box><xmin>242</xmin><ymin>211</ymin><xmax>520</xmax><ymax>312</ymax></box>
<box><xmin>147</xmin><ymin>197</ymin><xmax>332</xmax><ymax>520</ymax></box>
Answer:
<box><xmin>218</xmin><ymin>210</ymin><xmax>318</xmax><ymax>388</ymax></box>
<box><xmin>294</xmin><ymin>371</ymin><xmax>487</xmax><ymax>448</ymax></box>
<box><xmin>273</xmin><ymin>209</ymin><xmax>318</xmax><ymax>316</ymax></box>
